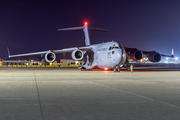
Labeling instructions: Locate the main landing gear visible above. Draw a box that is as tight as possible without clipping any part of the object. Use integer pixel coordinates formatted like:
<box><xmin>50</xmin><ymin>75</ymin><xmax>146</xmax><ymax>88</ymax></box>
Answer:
<box><xmin>81</xmin><ymin>67</ymin><xmax>86</xmax><ymax>71</ymax></box>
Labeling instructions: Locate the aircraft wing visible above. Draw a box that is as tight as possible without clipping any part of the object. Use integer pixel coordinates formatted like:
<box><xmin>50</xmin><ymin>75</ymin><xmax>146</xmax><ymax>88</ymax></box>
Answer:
<box><xmin>141</xmin><ymin>50</ymin><xmax>173</xmax><ymax>57</ymax></box>
<box><xmin>9</xmin><ymin>46</ymin><xmax>91</xmax><ymax>58</ymax></box>
<box><xmin>124</xmin><ymin>47</ymin><xmax>174</xmax><ymax>62</ymax></box>
<box><xmin>124</xmin><ymin>47</ymin><xmax>174</xmax><ymax>57</ymax></box>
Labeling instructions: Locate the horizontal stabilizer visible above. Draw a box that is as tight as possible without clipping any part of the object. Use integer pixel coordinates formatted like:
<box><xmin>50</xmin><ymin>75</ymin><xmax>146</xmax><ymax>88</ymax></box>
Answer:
<box><xmin>88</xmin><ymin>27</ymin><xmax>109</xmax><ymax>32</ymax></box>
<box><xmin>58</xmin><ymin>26</ymin><xmax>84</xmax><ymax>31</ymax></box>
<box><xmin>57</xmin><ymin>26</ymin><xmax>109</xmax><ymax>32</ymax></box>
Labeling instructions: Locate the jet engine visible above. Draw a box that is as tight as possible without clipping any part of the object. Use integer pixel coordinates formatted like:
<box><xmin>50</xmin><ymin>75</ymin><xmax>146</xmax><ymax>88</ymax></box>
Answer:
<box><xmin>71</xmin><ymin>49</ymin><xmax>84</xmax><ymax>61</ymax></box>
<box><xmin>129</xmin><ymin>50</ymin><xmax>143</xmax><ymax>61</ymax></box>
<box><xmin>148</xmin><ymin>52</ymin><xmax>161</xmax><ymax>62</ymax></box>
<box><xmin>45</xmin><ymin>51</ymin><xmax>56</xmax><ymax>63</ymax></box>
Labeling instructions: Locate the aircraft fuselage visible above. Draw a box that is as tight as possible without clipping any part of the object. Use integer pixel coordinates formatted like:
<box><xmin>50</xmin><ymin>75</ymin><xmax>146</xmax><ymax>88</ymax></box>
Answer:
<box><xmin>83</xmin><ymin>41</ymin><xmax>126</xmax><ymax>69</ymax></box>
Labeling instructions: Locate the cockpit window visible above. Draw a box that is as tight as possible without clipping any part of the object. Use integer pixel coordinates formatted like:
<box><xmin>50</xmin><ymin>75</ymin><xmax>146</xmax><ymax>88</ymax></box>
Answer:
<box><xmin>109</xmin><ymin>47</ymin><xmax>114</xmax><ymax>50</ymax></box>
<box><xmin>109</xmin><ymin>46</ymin><xmax>121</xmax><ymax>50</ymax></box>
<box><xmin>112</xmin><ymin>51</ymin><xmax>115</xmax><ymax>54</ymax></box>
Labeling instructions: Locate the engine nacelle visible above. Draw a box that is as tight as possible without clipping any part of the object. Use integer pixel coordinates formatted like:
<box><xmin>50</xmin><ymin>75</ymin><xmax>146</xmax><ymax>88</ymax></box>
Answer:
<box><xmin>71</xmin><ymin>49</ymin><xmax>84</xmax><ymax>61</ymax></box>
<box><xmin>148</xmin><ymin>52</ymin><xmax>161</xmax><ymax>62</ymax></box>
<box><xmin>129</xmin><ymin>50</ymin><xmax>143</xmax><ymax>61</ymax></box>
<box><xmin>45</xmin><ymin>52</ymin><xmax>56</xmax><ymax>63</ymax></box>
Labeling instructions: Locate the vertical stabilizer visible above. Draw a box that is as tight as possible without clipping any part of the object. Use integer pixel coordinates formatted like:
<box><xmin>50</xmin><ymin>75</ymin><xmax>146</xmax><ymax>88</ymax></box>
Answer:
<box><xmin>57</xmin><ymin>22</ymin><xmax>108</xmax><ymax>46</ymax></box>
<box><xmin>83</xmin><ymin>22</ymin><xmax>90</xmax><ymax>46</ymax></box>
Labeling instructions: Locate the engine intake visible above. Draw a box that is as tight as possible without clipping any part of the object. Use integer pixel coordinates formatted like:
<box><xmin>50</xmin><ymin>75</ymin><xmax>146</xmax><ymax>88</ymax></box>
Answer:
<box><xmin>129</xmin><ymin>50</ymin><xmax>143</xmax><ymax>61</ymax></box>
<box><xmin>71</xmin><ymin>49</ymin><xmax>84</xmax><ymax>60</ymax></box>
<box><xmin>45</xmin><ymin>52</ymin><xmax>56</xmax><ymax>63</ymax></box>
<box><xmin>148</xmin><ymin>52</ymin><xmax>161</xmax><ymax>62</ymax></box>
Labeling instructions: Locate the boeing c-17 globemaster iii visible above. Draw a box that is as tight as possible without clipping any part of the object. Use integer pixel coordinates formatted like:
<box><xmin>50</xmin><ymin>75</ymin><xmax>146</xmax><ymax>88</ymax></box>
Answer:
<box><xmin>8</xmin><ymin>22</ymin><xmax>174</xmax><ymax>72</ymax></box>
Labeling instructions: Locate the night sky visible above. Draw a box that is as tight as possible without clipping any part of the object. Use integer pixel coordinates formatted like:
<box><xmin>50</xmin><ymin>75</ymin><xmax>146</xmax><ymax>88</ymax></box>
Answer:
<box><xmin>0</xmin><ymin>0</ymin><xmax>180</xmax><ymax>60</ymax></box>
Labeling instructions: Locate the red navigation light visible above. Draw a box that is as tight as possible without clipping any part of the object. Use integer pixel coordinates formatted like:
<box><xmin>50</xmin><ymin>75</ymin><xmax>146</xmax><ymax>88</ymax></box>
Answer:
<box><xmin>105</xmin><ymin>68</ymin><xmax>108</xmax><ymax>70</ymax></box>
<box><xmin>84</xmin><ymin>22</ymin><xmax>88</xmax><ymax>25</ymax></box>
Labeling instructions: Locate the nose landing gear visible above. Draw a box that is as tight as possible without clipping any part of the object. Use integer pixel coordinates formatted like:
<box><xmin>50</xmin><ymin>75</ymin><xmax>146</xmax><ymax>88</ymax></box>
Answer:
<box><xmin>118</xmin><ymin>68</ymin><xmax>120</xmax><ymax>72</ymax></box>
<box><xmin>114</xmin><ymin>66</ymin><xmax>120</xmax><ymax>72</ymax></box>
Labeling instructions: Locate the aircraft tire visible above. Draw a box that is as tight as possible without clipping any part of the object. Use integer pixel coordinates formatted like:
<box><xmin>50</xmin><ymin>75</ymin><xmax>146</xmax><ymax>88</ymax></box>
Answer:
<box><xmin>118</xmin><ymin>68</ymin><xmax>120</xmax><ymax>72</ymax></box>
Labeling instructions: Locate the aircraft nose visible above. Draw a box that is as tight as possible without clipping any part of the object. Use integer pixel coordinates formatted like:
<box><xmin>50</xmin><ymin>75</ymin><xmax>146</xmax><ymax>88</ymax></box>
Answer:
<box><xmin>113</xmin><ymin>49</ymin><xmax>122</xmax><ymax>65</ymax></box>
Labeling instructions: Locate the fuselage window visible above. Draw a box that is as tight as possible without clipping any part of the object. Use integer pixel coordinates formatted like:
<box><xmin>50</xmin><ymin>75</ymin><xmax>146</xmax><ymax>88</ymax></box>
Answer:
<box><xmin>112</xmin><ymin>51</ymin><xmax>115</xmax><ymax>54</ymax></box>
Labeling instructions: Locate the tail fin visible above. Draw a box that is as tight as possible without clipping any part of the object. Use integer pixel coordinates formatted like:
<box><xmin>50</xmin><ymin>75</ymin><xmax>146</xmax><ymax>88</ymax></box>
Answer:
<box><xmin>58</xmin><ymin>22</ymin><xmax>108</xmax><ymax>46</ymax></box>
<box><xmin>83</xmin><ymin>22</ymin><xmax>90</xmax><ymax>46</ymax></box>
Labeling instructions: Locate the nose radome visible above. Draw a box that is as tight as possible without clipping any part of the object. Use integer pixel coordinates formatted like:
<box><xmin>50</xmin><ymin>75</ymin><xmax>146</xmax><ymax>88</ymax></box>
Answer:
<box><xmin>116</xmin><ymin>49</ymin><xmax>122</xmax><ymax>64</ymax></box>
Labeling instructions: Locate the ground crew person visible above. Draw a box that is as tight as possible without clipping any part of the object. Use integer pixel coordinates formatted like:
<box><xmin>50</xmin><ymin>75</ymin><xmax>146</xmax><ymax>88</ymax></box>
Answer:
<box><xmin>130</xmin><ymin>64</ymin><xmax>133</xmax><ymax>73</ymax></box>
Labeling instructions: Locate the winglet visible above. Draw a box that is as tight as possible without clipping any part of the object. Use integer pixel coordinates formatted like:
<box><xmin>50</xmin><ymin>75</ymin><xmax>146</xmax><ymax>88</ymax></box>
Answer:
<box><xmin>7</xmin><ymin>47</ymin><xmax>11</xmax><ymax>58</ymax></box>
<box><xmin>171</xmin><ymin>48</ymin><xmax>174</xmax><ymax>58</ymax></box>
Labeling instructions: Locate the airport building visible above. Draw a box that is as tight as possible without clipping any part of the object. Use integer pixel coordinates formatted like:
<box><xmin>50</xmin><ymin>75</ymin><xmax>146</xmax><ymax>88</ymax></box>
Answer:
<box><xmin>0</xmin><ymin>59</ymin><xmax>82</xmax><ymax>67</ymax></box>
<box><xmin>2</xmin><ymin>60</ymin><xmax>41</xmax><ymax>66</ymax></box>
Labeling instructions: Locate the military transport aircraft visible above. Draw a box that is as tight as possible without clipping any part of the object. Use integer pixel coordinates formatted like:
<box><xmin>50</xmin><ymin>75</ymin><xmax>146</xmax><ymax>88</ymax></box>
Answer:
<box><xmin>9</xmin><ymin>22</ymin><xmax>174</xmax><ymax>72</ymax></box>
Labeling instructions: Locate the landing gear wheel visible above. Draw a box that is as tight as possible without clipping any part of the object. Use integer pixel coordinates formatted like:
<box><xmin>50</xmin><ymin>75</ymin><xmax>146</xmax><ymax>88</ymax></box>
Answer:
<box><xmin>81</xmin><ymin>67</ymin><xmax>86</xmax><ymax>71</ymax></box>
<box><xmin>118</xmin><ymin>68</ymin><xmax>120</xmax><ymax>72</ymax></box>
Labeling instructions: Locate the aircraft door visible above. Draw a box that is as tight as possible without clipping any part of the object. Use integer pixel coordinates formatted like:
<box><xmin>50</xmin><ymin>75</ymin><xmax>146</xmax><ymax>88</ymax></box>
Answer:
<box><xmin>111</xmin><ymin>51</ymin><xmax>116</xmax><ymax>62</ymax></box>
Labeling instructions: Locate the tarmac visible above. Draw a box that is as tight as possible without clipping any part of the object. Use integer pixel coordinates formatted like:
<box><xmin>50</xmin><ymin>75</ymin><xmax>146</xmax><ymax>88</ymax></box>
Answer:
<box><xmin>0</xmin><ymin>67</ymin><xmax>180</xmax><ymax>120</ymax></box>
